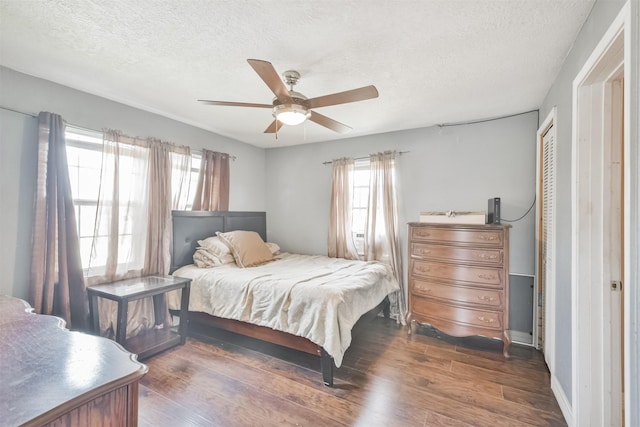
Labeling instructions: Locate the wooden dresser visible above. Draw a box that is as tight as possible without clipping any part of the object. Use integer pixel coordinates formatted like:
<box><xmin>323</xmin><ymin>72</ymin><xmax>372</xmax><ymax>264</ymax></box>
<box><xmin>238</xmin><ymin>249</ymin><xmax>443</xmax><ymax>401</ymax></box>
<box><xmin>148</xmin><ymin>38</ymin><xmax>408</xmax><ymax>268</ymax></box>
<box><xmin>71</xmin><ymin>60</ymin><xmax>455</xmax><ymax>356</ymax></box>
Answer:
<box><xmin>408</xmin><ymin>222</ymin><xmax>512</xmax><ymax>357</ymax></box>
<box><xmin>0</xmin><ymin>295</ymin><xmax>148</xmax><ymax>426</ymax></box>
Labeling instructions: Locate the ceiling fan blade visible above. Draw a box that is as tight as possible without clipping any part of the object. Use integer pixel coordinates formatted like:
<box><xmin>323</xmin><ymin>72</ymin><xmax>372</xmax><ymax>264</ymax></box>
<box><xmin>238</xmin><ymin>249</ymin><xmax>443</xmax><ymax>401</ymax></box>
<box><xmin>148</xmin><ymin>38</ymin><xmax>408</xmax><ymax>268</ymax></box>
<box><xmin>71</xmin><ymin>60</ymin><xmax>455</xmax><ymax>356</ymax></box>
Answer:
<box><xmin>309</xmin><ymin>111</ymin><xmax>352</xmax><ymax>134</ymax></box>
<box><xmin>198</xmin><ymin>100</ymin><xmax>272</xmax><ymax>108</ymax></box>
<box><xmin>247</xmin><ymin>59</ymin><xmax>293</xmax><ymax>104</ymax></box>
<box><xmin>264</xmin><ymin>119</ymin><xmax>285</xmax><ymax>133</ymax></box>
<box><xmin>306</xmin><ymin>85</ymin><xmax>378</xmax><ymax>109</ymax></box>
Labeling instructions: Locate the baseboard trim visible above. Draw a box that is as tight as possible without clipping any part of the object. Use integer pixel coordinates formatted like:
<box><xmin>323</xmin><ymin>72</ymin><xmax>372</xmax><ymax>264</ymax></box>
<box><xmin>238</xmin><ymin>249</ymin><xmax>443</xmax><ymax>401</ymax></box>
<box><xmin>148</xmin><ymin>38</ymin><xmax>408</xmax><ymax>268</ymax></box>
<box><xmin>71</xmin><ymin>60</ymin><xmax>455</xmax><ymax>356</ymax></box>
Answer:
<box><xmin>510</xmin><ymin>330</ymin><xmax>533</xmax><ymax>346</ymax></box>
<box><xmin>551</xmin><ymin>374</ymin><xmax>573</xmax><ymax>427</ymax></box>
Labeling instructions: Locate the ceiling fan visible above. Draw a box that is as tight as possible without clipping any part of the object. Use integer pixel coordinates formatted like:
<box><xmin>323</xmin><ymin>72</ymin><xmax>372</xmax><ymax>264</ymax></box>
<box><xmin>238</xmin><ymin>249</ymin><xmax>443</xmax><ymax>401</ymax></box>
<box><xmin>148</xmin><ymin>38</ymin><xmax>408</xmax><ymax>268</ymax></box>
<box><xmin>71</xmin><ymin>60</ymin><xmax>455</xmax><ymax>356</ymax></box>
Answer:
<box><xmin>198</xmin><ymin>59</ymin><xmax>379</xmax><ymax>135</ymax></box>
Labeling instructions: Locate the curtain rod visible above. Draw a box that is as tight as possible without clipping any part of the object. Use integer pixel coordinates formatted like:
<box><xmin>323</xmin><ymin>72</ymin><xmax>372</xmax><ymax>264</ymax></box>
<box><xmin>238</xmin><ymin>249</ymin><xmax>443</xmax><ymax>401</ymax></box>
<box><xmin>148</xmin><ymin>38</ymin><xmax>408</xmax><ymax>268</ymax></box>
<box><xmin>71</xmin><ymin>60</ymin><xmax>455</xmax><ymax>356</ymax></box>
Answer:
<box><xmin>1</xmin><ymin>105</ymin><xmax>236</xmax><ymax>161</ymax></box>
<box><xmin>193</xmin><ymin>149</ymin><xmax>236</xmax><ymax>161</ymax></box>
<box><xmin>1</xmin><ymin>105</ymin><xmax>37</xmax><ymax>118</ymax></box>
<box><xmin>322</xmin><ymin>150</ymin><xmax>409</xmax><ymax>165</ymax></box>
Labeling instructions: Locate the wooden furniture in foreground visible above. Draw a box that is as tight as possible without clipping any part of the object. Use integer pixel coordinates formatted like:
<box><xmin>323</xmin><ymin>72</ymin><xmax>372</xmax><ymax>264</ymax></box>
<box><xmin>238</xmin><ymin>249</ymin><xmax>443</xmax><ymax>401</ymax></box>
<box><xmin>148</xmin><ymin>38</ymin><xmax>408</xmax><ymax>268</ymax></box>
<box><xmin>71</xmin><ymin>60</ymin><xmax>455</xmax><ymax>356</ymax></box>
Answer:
<box><xmin>88</xmin><ymin>275</ymin><xmax>191</xmax><ymax>360</ymax></box>
<box><xmin>170</xmin><ymin>210</ymin><xmax>391</xmax><ymax>386</ymax></box>
<box><xmin>408</xmin><ymin>222</ymin><xmax>512</xmax><ymax>357</ymax></box>
<box><xmin>0</xmin><ymin>295</ymin><xmax>147</xmax><ymax>427</ymax></box>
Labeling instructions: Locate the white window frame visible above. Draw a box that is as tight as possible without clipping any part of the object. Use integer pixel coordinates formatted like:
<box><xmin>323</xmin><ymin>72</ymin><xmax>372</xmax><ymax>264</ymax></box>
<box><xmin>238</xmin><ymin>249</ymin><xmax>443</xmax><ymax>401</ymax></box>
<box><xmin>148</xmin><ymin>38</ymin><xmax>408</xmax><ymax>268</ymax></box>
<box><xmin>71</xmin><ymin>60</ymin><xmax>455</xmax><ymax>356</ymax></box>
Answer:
<box><xmin>351</xmin><ymin>159</ymin><xmax>370</xmax><ymax>256</ymax></box>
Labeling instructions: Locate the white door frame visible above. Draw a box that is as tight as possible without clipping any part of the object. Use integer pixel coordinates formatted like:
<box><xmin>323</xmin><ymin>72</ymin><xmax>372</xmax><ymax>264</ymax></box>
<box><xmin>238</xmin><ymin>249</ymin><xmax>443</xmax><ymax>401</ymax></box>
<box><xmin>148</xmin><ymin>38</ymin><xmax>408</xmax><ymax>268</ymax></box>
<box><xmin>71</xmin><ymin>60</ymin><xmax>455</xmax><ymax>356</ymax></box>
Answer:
<box><xmin>571</xmin><ymin>3</ymin><xmax>631</xmax><ymax>426</ymax></box>
<box><xmin>628</xmin><ymin>2</ymin><xmax>640</xmax><ymax>426</ymax></box>
<box><xmin>535</xmin><ymin>107</ymin><xmax>557</xmax><ymax>372</ymax></box>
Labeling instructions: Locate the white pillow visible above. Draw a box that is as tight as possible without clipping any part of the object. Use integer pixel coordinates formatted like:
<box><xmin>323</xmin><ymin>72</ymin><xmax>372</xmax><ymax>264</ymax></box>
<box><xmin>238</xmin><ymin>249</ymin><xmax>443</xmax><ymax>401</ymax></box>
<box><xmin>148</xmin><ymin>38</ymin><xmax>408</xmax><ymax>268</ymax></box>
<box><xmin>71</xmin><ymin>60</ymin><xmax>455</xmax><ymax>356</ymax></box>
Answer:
<box><xmin>195</xmin><ymin>247</ymin><xmax>235</xmax><ymax>266</ymax></box>
<box><xmin>265</xmin><ymin>242</ymin><xmax>281</xmax><ymax>255</ymax></box>
<box><xmin>197</xmin><ymin>236</ymin><xmax>231</xmax><ymax>257</ymax></box>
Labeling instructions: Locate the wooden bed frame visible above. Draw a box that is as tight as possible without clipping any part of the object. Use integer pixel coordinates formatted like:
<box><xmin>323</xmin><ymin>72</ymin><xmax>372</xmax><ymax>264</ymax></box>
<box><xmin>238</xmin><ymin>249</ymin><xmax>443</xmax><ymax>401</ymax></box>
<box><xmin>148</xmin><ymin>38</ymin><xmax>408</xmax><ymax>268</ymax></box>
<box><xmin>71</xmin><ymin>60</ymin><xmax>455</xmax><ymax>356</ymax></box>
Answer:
<box><xmin>170</xmin><ymin>210</ymin><xmax>389</xmax><ymax>386</ymax></box>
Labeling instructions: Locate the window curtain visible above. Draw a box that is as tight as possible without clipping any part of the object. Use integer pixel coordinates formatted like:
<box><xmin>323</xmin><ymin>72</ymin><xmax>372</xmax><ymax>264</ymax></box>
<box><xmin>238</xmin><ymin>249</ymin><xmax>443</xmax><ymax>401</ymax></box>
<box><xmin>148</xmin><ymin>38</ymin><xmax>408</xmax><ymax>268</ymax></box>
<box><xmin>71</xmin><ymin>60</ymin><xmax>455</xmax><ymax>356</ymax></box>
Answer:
<box><xmin>192</xmin><ymin>149</ymin><xmax>230</xmax><ymax>211</ymax></box>
<box><xmin>87</xmin><ymin>130</ymin><xmax>149</xmax><ymax>283</ymax></box>
<box><xmin>30</xmin><ymin>112</ymin><xmax>88</xmax><ymax>330</ymax></box>
<box><xmin>328</xmin><ymin>157</ymin><xmax>359</xmax><ymax>260</ymax></box>
<box><xmin>89</xmin><ymin>130</ymin><xmax>191</xmax><ymax>337</ymax></box>
<box><xmin>144</xmin><ymin>141</ymin><xmax>191</xmax><ymax>326</ymax></box>
<box><xmin>364</xmin><ymin>151</ymin><xmax>407</xmax><ymax>324</ymax></box>
<box><xmin>144</xmin><ymin>140</ymin><xmax>191</xmax><ymax>277</ymax></box>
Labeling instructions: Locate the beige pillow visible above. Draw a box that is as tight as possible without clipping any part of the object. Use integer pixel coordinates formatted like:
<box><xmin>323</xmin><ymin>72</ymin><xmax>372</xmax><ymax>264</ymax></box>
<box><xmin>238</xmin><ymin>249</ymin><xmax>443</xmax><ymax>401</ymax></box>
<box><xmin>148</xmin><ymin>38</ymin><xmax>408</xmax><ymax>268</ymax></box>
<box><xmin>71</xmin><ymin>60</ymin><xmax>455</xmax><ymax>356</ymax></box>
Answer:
<box><xmin>216</xmin><ymin>230</ymin><xmax>273</xmax><ymax>268</ymax></box>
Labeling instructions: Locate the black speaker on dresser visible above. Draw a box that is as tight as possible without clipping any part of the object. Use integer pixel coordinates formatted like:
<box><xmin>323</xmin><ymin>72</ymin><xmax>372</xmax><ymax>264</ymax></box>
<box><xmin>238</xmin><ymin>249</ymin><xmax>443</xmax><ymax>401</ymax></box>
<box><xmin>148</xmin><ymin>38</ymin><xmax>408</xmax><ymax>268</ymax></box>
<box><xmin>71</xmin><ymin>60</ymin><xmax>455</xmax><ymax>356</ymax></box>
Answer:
<box><xmin>487</xmin><ymin>197</ymin><xmax>501</xmax><ymax>224</ymax></box>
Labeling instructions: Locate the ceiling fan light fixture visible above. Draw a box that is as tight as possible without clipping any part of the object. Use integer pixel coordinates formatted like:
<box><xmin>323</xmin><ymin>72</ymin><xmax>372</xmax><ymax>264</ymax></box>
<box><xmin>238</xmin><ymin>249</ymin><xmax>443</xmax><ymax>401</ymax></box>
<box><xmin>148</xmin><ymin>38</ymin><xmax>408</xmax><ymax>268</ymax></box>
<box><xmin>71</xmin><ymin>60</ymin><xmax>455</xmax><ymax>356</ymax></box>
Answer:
<box><xmin>273</xmin><ymin>103</ymin><xmax>311</xmax><ymax>126</ymax></box>
<box><xmin>200</xmin><ymin>60</ymin><xmax>378</xmax><ymax>134</ymax></box>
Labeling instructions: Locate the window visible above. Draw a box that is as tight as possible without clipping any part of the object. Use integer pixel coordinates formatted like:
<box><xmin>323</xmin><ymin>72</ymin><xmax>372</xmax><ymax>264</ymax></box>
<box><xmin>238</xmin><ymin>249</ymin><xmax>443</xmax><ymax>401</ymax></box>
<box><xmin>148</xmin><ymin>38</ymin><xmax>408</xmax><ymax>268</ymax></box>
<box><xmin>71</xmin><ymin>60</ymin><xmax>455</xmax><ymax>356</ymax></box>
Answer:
<box><xmin>171</xmin><ymin>150</ymin><xmax>200</xmax><ymax>210</ymax></box>
<box><xmin>65</xmin><ymin>126</ymin><xmax>200</xmax><ymax>272</ymax></box>
<box><xmin>65</xmin><ymin>127</ymin><xmax>103</xmax><ymax>270</ymax></box>
<box><xmin>351</xmin><ymin>159</ymin><xmax>370</xmax><ymax>255</ymax></box>
<box><xmin>348</xmin><ymin>153</ymin><xmax>399</xmax><ymax>258</ymax></box>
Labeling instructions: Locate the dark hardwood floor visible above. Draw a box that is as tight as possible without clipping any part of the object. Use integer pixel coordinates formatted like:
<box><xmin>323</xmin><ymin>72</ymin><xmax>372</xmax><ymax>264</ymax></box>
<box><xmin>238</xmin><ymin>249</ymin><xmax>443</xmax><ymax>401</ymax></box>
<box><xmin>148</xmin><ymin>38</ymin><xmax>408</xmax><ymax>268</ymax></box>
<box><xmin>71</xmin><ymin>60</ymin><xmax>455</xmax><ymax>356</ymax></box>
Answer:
<box><xmin>138</xmin><ymin>318</ymin><xmax>566</xmax><ymax>426</ymax></box>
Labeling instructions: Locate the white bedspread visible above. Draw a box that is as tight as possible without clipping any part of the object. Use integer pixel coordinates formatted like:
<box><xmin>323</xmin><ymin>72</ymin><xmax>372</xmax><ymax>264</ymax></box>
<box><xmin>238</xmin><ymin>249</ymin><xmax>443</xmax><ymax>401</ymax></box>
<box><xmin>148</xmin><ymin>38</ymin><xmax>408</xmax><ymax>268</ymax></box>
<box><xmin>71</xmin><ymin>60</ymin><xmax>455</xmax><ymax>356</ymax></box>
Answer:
<box><xmin>169</xmin><ymin>253</ymin><xmax>399</xmax><ymax>367</ymax></box>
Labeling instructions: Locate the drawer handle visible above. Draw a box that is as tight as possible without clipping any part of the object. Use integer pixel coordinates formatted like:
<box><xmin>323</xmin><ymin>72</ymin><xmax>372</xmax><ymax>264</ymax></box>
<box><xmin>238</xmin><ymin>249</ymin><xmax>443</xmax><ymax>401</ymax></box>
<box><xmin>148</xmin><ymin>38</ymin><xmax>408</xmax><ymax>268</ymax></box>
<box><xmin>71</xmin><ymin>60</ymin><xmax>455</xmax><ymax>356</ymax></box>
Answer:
<box><xmin>478</xmin><ymin>253</ymin><xmax>498</xmax><ymax>260</ymax></box>
<box><xmin>415</xmin><ymin>286</ymin><xmax>432</xmax><ymax>293</ymax></box>
<box><xmin>478</xmin><ymin>234</ymin><xmax>498</xmax><ymax>241</ymax></box>
<box><xmin>477</xmin><ymin>316</ymin><xmax>496</xmax><ymax>324</ymax></box>
<box><xmin>416</xmin><ymin>248</ymin><xmax>431</xmax><ymax>255</ymax></box>
<box><xmin>416</xmin><ymin>231</ymin><xmax>431</xmax><ymax>237</ymax></box>
<box><xmin>478</xmin><ymin>295</ymin><xmax>497</xmax><ymax>302</ymax></box>
<box><xmin>477</xmin><ymin>273</ymin><xmax>497</xmax><ymax>281</ymax></box>
<box><xmin>415</xmin><ymin>266</ymin><xmax>431</xmax><ymax>274</ymax></box>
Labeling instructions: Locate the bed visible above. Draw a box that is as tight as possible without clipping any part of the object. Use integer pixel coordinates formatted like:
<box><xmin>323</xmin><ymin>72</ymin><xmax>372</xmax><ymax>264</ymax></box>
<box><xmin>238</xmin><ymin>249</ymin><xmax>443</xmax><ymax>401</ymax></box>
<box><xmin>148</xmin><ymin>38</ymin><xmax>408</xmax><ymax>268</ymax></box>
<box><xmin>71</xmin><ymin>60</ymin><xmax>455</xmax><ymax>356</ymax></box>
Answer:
<box><xmin>169</xmin><ymin>210</ymin><xmax>399</xmax><ymax>386</ymax></box>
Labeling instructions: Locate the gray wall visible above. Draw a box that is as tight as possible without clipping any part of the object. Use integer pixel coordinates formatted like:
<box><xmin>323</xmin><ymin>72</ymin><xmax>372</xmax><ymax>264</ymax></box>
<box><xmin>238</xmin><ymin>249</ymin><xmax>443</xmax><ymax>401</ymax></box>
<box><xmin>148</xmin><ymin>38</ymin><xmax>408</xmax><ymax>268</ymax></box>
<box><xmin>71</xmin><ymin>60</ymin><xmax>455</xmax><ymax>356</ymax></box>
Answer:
<box><xmin>0</xmin><ymin>66</ymin><xmax>267</xmax><ymax>299</ymax></box>
<box><xmin>1</xmin><ymin>65</ymin><xmax>537</xmax><ymax>330</ymax></box>
<box><xmin>0</xmin><ymin>107</ymin><xmax>38</xmax><ymax>301</ymax></box>
<box><xmin>265</xmin><ymin>111</ymin><xmax>538</xmax><ymax>326</ymax></box>
<box><xmin>538</xmin><ymin>0</ymin><xmax>628</xmax><ymax>405</ymax></box>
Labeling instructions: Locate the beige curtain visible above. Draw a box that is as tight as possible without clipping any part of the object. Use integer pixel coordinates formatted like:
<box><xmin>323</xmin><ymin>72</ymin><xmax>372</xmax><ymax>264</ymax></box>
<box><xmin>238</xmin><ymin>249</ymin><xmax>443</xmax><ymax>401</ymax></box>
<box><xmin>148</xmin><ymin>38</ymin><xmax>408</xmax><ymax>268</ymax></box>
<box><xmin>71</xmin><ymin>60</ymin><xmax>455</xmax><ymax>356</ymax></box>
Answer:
<box><xmin>144</xmin><ymin>140</ymin><xmax>191</xmax><ymax>325</ymax></box>
<box><xmin>364</xmin><ymin>151</ymin><xmax>407</xmax><ymax>324</ymax></box>
<box><xmin>193</xmin><ymin>149</ymin><xmax>230</xmax><ymax>211</ymax></box>
<box><xmin>88</xmin><ymin>130</ymin><xmax>192</xmax><ymax>337</ymax></box>
<box><xmin>30</xmin><ymin>112</ymin><xmax>88</xmax><ymax>330</ymax></box>
<box><xmin>87</xmin><ymin>130</ymin><xmax>149</xmax><ymax>283</ymax></box>
<box><xmin>328</xmin><ymin>158</ymin><xmax>359</xmax><ymax>259</ymax></box>
<box><xmin>144</xmin><ymin>141</ymin><xmax>191</xmax><ymax>276</ymax></box>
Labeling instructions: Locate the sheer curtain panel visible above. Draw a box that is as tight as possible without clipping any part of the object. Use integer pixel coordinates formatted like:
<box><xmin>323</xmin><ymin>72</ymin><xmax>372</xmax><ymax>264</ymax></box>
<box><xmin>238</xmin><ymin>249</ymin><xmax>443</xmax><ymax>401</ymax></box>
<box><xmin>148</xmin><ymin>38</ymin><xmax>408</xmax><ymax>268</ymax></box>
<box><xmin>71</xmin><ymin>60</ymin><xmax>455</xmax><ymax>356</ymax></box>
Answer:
<box><xmin>192</xmin><ymin>149</ymin><xmax>230</xmax><ymax>211</ymax></box>
<box><xmin>87</xmin><ymin>130</ymin><xmax>149</xmax><ymax>283</ymax></box>
<box><xmin>364</xmin><ymin>151</ymin><xmax>407</xmax><ymax>324</ymax></box>
<box><xmin>144</xmin><ymin>141</ymin><xmax>191</xmax><ymax>277</ymax></box>
<box><xmin>144</xmin><ymin>141</ymin><xmax>191</xmax><ymax>326</ymax></box>
<box><xmin>30</xmin><ymin>112</ymin><xmax>88</xmax><ymax>330</ymax></box>
<box><xmin>88</xmin><ymin>131</ymin><xmax>192</xmax><ymax>338</ymax></box>
<box><xmin>328</xmin><ymin>157</ymin><xmax>359</xmax><ymax>260</ymax></box>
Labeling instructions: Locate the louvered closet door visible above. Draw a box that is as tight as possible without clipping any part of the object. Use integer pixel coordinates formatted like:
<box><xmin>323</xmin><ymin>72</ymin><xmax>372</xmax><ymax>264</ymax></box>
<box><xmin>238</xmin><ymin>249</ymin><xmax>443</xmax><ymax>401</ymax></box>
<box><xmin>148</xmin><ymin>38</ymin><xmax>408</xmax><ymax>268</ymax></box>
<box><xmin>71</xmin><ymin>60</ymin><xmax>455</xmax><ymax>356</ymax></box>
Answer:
<box><xmin>540</xmin><ymin>124</ymin><xmax>556</xmax><ymax>364</ymax></box>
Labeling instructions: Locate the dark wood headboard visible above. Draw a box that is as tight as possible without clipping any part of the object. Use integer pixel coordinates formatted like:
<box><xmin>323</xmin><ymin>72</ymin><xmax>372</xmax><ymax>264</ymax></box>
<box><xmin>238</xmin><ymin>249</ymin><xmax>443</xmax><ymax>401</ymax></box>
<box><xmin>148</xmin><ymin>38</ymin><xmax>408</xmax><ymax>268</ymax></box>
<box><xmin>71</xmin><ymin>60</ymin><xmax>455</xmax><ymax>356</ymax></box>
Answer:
<box><xmin>170</xmin><ymin>211</ymin><xmax>267</xmax><ymax>273</ymax></box>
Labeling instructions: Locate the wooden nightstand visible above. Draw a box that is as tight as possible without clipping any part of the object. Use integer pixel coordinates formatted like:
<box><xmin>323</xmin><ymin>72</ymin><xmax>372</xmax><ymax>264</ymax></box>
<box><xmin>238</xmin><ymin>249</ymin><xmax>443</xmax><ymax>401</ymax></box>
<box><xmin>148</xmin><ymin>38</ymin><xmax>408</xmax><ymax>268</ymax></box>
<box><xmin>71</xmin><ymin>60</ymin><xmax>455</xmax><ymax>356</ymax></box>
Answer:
<box><xmin>87</xmin><ymin>275</ymin><xmax>191</xmax><ymax>359</ymax></box>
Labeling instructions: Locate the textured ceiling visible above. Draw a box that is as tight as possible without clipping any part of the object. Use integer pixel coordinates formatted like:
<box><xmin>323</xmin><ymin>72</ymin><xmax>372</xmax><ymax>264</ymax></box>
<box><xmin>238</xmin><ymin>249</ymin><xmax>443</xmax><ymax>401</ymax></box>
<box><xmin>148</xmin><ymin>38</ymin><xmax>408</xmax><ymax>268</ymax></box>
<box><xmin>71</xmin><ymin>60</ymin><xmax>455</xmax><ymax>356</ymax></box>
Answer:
<box><xmin>0</xmin><ymin>0</ymin><xmax>594</xmax><ymax>148</ymax></box>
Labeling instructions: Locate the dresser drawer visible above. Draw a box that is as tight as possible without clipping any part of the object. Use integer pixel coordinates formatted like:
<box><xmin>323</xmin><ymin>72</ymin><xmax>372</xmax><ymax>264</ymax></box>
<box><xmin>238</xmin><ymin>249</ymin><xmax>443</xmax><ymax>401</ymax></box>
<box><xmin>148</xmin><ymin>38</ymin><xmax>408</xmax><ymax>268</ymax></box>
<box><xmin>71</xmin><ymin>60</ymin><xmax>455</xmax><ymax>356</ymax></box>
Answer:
<box><xmin>411</xmin><ymin>260</ymin><xmax>503</xmax><ymax>288</ymax></box>
<box><xmin>411</xmin><ymin>279</ymin><xmax>503</xmax><ymax>308</ymax></box>
<box><xmin>412</xmin><ymin>297</ymin><xmax>503</xmax><ymax>330</ymax></box>
<box><xmin>411</xmin><ymin>227</ymin><xmax>504</xmax><ymax>247</ymax></box>
<box><xmin>410</xmin><ymin>243</ymin><xmax>504</xmax><ymax>266</ymax></box>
